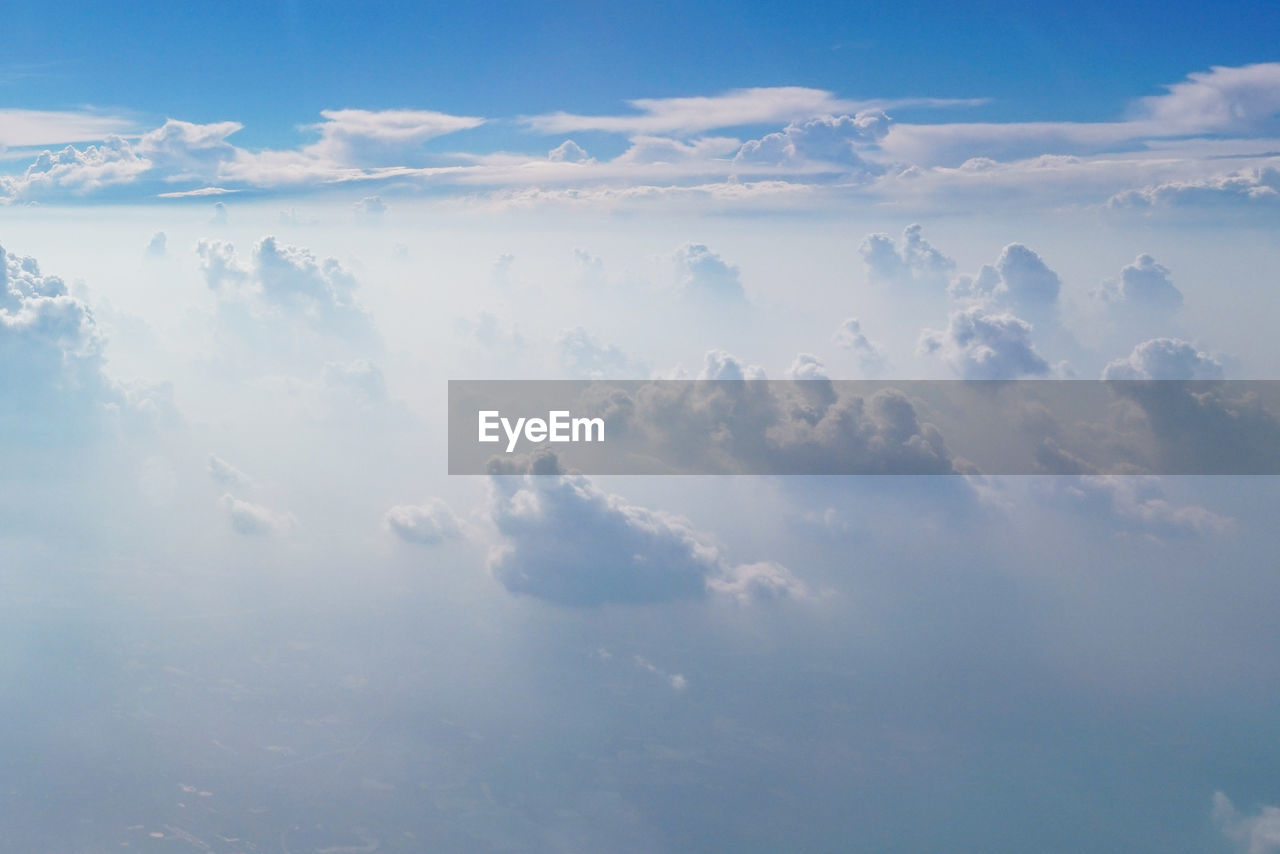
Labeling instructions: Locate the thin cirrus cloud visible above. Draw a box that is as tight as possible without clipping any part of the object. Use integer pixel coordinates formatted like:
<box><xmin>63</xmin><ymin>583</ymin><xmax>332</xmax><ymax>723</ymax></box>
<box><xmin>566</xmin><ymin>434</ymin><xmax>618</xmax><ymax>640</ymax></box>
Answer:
<box><xmin>521</xmin><ymin>86</ymin><xmax>987</xmax><ymax>135</ymax></box>
<box><xmin>0</xmin><ymin>108</ymin><xmax>138</xmax><ymax>148</ymax></box>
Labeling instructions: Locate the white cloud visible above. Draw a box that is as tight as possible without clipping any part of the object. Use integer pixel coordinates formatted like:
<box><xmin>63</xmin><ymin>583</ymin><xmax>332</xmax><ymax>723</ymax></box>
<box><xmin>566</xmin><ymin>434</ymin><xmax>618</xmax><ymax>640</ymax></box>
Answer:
<box><xmin>219</xmin><ymin>493</ymin><xmax>296</xmax><ymax>536</ymax></box>
<box><xmin>920</xmin><ymin>307</ymin><xmax>1050</xmax><ymax>379</ymax></box>
<box><xmin>735</xmin><ymin>111</ymin><xmax>889</xmax><ymax>169</ymax></box>
<box><xmin>673</xmin><ymin>243</ymin><xmax>745</xmax><ymax>301</ymax></box>
<box><xmin>1096</xmin><ymin>254</ymin><xmax>1183</xmax><ymax>312</ymax></box>
<box><xmin>547</xmin><ymin>140</ymin><xmax>591</xmax><ymax>163</ymax></box>
<box><xmin>1102</xmin><ymin>338</ymin><xmax>1223</xmax><ymax>380</ymax></box>
<box><xmin>523</xmin><ymin>87</ymin><xmax>980</xmax><ymax>135</ymax></box>
<box><xmin>1108</xmin><ymin>163</ymin><xmax>1280</xmax><ymax>207</ymax></box>
<box><xmin>486</xmin><ymin>462</ymin><xmax>801</xmax><ymax>606</ymax></box>
<box><xmin>1215</xmin><ymin>792</ymin><xmax>1280</xmax><ymax>854</ymax></box>
<box><xmin>833</xmin><ymin>318</ymin><xmax>887</xmax><ymax>375</ymax></box>
<box><xmin>0</xmin><ymin>109</ymin><xmax>138</xmax><ymax>147</ymax></box>
<box><xmin>207</xmin><ymin>455</ymin><xmax>252</xmax><ymax>490</ymax></box>
<box><xmin>384</xmin><ymin>498</ymin><xmax>464</xmax><ymax>545</ymax></box>
<box><xmin>0</xmin><ymin>242</ymin><xmax>167</xmax><ymax>436</ymax></box>
<box><xmin>859</xmin><ymin>223</ymin><xmax>954</xmax><ymax>284</ymax></box>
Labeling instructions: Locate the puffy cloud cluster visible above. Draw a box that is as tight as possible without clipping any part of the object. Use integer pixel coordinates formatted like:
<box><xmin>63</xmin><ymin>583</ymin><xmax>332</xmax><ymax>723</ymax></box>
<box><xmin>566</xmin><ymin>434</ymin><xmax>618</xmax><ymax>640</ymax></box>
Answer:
<box><xmin>734</xmin><ymin>111</ymin><xmax>889</xmax><ymax>171</ymax></box>
<box><xmin>1095</xmin><ymin>254</ymin><xmax>1183</xmax><ymax>313</ymax></box>
<box><xmin>947</xmin><ymin>243</ymin><xmax>1061</xmax><ymax>322</ymax></box>
<box><xmin>1102</xmin><ymin>340</ymin><xmax>1280</xmax><ymax>474</ymax></box>
<box><xmin>1</xmin><ymin>243</ymin><xmax>169</xmax><ymax>437</ymax></box>
<box><xmin>487</xmin><ymin>460</ymin><xmax>804</xmax><ymax>606</ymax></box>
<box><xmin>1108</xmin><ymin>164</ymin><xmax>1280</xmax><ymax>208</ymax></box>
<box><xmin>673</xmin><ymin>243</ymin><xmax>746</xmax><ymax>301</ymax></box>
<box><xmin>197</xmin><ymin>236</ymin><xmax>375</xmax><ymax>341</ymax></box>
<box><xmin>920</xmin><ymin>306</ymin><xmax>1049</xmax><ymax>379</ymax></box>
<box><xmin>859</xmin><ymin>223</ymin><xmax>955</xmax><ymax>284</ymax></box>
<box><xmin>618</xmin><ymin>354</ymin><xmax>956</xmax><ymax>474</ymax></box>
<box><xmin>1102</xmin><ymin>338</ymin><xmax>1223</xmax><ymax>380</ymax></box>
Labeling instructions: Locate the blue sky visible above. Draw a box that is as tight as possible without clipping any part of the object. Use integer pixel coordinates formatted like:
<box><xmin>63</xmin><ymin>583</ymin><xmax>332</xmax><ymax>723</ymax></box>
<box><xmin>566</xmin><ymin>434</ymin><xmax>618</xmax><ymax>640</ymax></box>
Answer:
<box><xmin>6</xmin><ymin>0</ymin><xmax>1279</xmax><ymax>145</ymax></box>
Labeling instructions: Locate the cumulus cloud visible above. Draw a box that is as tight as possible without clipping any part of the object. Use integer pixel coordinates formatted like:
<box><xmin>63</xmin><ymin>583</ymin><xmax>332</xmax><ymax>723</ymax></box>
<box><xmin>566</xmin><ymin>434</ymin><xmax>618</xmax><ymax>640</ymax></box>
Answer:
<box><xmin>1101</xmin><ymin>340</ymin><xmax>1280</xmax><ymax>474</ymax></box>
<box><xmin>486</xmin><ymin>463</ymin><xmax>803</xmax><ymax>606</ymax></box>
<box><xmin>197</xmin><ymin>236</ymin><xmax>375</xmax><ymax>340</ymax></box>
<box><xmin>1</xmin><ymin>242</ymin><xmax>168</xmax><ymax>437</ymax></box>
<box><xmin>609</xmin><ymin>357</ymin><xmax>956</xmax><ymax>474</ymax></box>
<box><xmin>673</xmin><ymin>243</ymin><xmax>746</xmax><ymax>301</ymax></box>
<box><xmin>384</xmin><ymin>498</ymin><xmax>464</xmax><ymax>544</ymax></box>
<box><xmin>859</xmin><ymin>223</ymin><xmax>954</xmax><ymax>285</ymax></box>
<box><xmin>920</xmin><ymin>307</ymin><xmax>1050</xmax><ymax>379</ymax></box>
<box><xmin>1102</xmin><ymin>338</ymin><xmax>1223</xmax><ymax>380</ymax></box>
<box><xmin>734</xmin><ymin>111</ymin><xmax>889</xmax><ymax>170</ymax></box>
<box><xmin>1095</xmin><ymin>254</ymin><xmax>1183</xmax><ymax>313</ymax></box>
<box><xmin>1215</xmin><ymin>792</ymin><xmax>1280</xmax><ymax>854</ymax></box>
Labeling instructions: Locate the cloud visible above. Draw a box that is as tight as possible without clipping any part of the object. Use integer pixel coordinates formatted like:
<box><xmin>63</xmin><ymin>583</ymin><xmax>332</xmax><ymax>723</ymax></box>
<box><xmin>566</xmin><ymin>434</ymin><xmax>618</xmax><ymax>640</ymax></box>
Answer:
<box><xmin>832</xmin><ymin>318</ymin><xmax>887</xmax><ymax>374</ymax></box>
<box><xmin>1215</xmin><ymin>792</ymin><xmax>1280</xmax><ymax>854</ymax></box>
<box><xmin>1108</xmin><ymin>164</ymin><xmax>1280</xmax><ymax>208</ymax></box>
<box><xmin>219</xmin><ymin>493</ymin><xmax>295</xmax><ymax>536</ymax></box>
<box><xmin>354</xmin><ymin>195</ymin><xmax>387</xmax><ymax>218</ymax></box>
<box><xmin>1096</xmin><ymin>254</ymin><xmax>1183</xmax><ymax>313</ymax></box>
<box><xmin>606</xmin><ymin>356</ymin><xmax>956</xmax><ymax>474</ymax></box>
<box><xmin>555</xmin><ymin>327</ymin><xmax>646</xmax><ymax>379</ymax></box>
<box><xmin>0</xmin><ymin>109</ymin><xmax>138</xmax><ymax>147</ymax></box>
<box><xmin>633</xmin><ymin>655</ymin><xmax>689</xmax><ymax>691</ymax></box>
<box><xmin>880</xmin><ymin>63</ymin><xmax>1280</xmax><ymax>167</ymax></box>
<box><xmin>1102</xmin><ymin>338</ymin><xmax>1223</xmax><ymax>380</ymax></box>
<box><xmin>920</xmin><ymin>307</ymin><xmax>1050</xmax><ymax>379</ymax></box>
<box><xmin>524</xmin><ymin>87</ymin><xmax>863</xmax><ymax>136</ymax></box>
<box><xmin>303</xmin><ymin>108</ymin><xmax>484</xmax><ymax>164</ymax></box>
<box><xmin>197</xmin><ymin>235</ymin><xmax>375</xmax><ymax>339</ymax></box>
<box><xmin>859</xmin><ymin>223</ymin><xmax>955</xmax><ymax>284</ymax></box>
<box><xmin>486</xmin><ymin>463</ymin><xmax>802</xmax><ymax>606</ymax></box>
<box><xmin>145</xmin><ymin>231</ymin><xmax>167</xmax><ymax>257</ymax></box>
<box><xmin>523</xmin><ymin>87</ymin><xmax>980</xmax><ymax>135</ymax></box>
<box><xmin>547</xmin><ymin>140</ymin><xmax>591</xmax><ymax>163</ymax></box>
<box><xmin>1</xmin><ymin>242</ymin><xmax>167</xmax><ymax>438</ymax></box>
<box><xmin>1062</xmin><ymin>476</ymin><xmax>1234</xmax><ymax>537</ymax></box>
<box><xmin>673</xmin><ymin>243</ymin><xmax>746</xmax><ymax>301</ymax></box>
<box><xmin>384</xmin><ymin>498</ymin><xmax>464</xmax><ymax>544</ymax></box>
<box><xmin>1136</xmin><ymin>63</ymin><xmax>1280</xmax><ymax>136</ymax></box>
<box><xmin>707</xmin><ymin>561</ymin><xmax>810</xmax><ymax>604</ymax></box>
<box><xmin>207</xmin><ymin>454</ymin><xmax>252</xmax><ymax>490</ymax></box>
<box><xmin>734</xmin><ymin>112</ymin><xmax>889</xmax><ymax>170</ymax></box>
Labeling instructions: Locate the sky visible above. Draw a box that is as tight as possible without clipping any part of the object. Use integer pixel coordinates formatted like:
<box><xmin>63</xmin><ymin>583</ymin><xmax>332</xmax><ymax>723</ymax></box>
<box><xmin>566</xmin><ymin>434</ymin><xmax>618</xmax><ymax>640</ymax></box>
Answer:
<box><xmin>3</xmin><ymin>4</ymin><xmax>1280</xmax><ymax>854</ymax></box>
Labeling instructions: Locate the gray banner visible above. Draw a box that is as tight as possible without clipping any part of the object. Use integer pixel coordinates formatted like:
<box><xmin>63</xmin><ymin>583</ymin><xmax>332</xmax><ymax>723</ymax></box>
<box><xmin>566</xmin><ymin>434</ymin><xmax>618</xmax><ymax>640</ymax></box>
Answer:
<box><xmin>448</xmin><ymin>380</ymin><xmax>1280</xmax><ymax>475</ymax></box>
